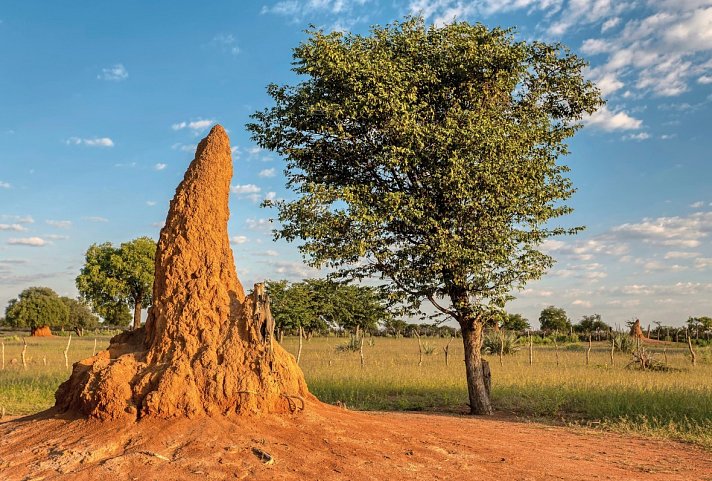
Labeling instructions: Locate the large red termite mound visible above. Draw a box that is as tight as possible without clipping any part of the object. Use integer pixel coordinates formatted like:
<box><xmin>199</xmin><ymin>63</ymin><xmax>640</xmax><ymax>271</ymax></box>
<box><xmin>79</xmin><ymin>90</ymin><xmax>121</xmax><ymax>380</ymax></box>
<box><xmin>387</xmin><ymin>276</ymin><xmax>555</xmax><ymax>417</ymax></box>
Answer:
<box><xmin>55</xmin><ymin>125</ymin><xmax>310</xmax><ymax>420</ymax></box>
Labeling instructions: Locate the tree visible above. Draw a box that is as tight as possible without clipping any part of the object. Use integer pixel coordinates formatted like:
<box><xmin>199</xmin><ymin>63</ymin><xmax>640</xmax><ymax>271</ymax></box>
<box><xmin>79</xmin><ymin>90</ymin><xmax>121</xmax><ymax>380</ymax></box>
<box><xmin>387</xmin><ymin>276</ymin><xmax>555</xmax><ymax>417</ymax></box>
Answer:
<box><xmin>501</xmin><ymin>313</ymin><xmax>530</xmax><ymax>331</ymax></box>
<box><xmin>539</xmin><ymin>306</ymin><xmax>571</xmax><ymax>332</ymax></box>
<box><xmin>4</xmin><ymin>286</ymin><xmax>69</xmax><ymax>333</ymax></box>
<box><xmin>249</xmin><ymin>18</ymin><xmax>602</xmax><ymax>414</ymax></box>
<box><xmin>574</xmin><ymin>313</ymin><xmax>608</xmax><ymax>333</ymax></box>
<box><xmin>60</xmin><ymin>297</ymin><xmax>99</xmax><ymax>335</ymax></box>
<box><xmin>76</xmin><ymin>237</ymin><xmax>156</xmax><ymax>330</ymax></box>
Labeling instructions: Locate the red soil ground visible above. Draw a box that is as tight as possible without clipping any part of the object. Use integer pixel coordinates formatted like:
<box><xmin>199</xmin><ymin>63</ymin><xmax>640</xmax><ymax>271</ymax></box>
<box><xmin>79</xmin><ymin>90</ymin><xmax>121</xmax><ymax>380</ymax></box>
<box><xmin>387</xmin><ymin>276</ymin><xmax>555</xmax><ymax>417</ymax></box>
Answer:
<box><xmin>0</xmin><ymin>402</ymin><xmax>709</xmax><ymax>481</ymax></box>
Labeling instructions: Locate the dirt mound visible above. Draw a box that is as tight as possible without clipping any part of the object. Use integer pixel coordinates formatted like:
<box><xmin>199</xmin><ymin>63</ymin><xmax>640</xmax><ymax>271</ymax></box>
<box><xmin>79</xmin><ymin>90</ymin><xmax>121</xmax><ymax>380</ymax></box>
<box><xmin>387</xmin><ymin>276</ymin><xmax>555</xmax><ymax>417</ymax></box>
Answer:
<box><xmin>55</xmin><ymin>125</ymin><xmax>309</xmax><ymax>420</ymax></box>
<box><xmin>30</xmin><ymin>325</ymin><xmax>52</xmax><ymax>337</ymax></box>
<box><xmin>630</xmin><ymin>319</ymin><xmax>645</xmax><ymax>339</ymax></box>
<box><xmin>1</xmin><ymin>406</ymin><xmax>710</xmax><ymax>481</ymax></box>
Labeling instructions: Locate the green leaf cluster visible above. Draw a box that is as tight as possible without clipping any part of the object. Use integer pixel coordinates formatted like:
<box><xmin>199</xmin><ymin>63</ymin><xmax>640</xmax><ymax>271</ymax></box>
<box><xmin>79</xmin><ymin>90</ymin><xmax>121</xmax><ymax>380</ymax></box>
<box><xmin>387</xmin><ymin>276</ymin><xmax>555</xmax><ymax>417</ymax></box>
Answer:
<box><xmin>249</xmin><ymin>17</ymin><xmax>603</xmax><ymax>326</ymax></box>
<box><xmin>3</xmin><ymin>287</ymin><xmax>69</xmax><ymax>330</ymax></box>
<box><xmin>75</xmin><ymin>237</ymin><xmax>156</xmax><ymax>325</ymax></box>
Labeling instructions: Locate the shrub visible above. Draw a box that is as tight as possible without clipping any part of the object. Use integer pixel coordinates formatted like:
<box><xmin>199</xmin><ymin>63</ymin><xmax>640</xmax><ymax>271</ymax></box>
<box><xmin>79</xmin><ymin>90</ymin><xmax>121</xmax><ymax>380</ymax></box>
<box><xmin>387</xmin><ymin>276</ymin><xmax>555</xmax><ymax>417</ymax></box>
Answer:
<box><xmin>482</xmin><ymin>331</ymin><xmax>521</xmax><ymax>355</ymax></box>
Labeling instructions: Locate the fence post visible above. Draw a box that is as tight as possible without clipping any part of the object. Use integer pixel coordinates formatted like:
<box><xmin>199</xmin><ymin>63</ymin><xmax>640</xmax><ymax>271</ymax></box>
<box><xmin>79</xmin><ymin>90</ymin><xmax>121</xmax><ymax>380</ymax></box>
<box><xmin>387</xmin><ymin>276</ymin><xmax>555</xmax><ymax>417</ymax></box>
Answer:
<box><xmin>359</xmin><ymin>337</ymin><xmax>365</xmax><ymax>369</ymax></box>
<box><xmin>64</xmin><ymin>334</ymin><xmax>72</xmax><ymax>370</ymax></box>
<box><xmin>586</xmin><ymin>333</ymin><xmax>592</xmax><ymax>366</ymax></box>
<box><xmin>528</xmin><ymin>331</ymin><xmax>533</xmax><ymax>366</ymax></box>
<box><xmin>1</xmin><ymin>339</ymin><xmax>4</xmax><ymax>370</ymax></box>
<box><xmin>610</xmin><ymin>337</ymin><xmax>615</xmax><ymax>367</ymax></box>
<box><xmin>443</xmin><ymin>336</ymin><xmax>452</xmax><ymax>367</ymax></box>
<box><xmin>686</xmin><ymin>329</ymin><xmax>697</xmax><ymax>366</ymax></box>
<box><xmin>21</xmin><ymin>338</ymin><xmax>27</xmax><ymax>370</ymax></box>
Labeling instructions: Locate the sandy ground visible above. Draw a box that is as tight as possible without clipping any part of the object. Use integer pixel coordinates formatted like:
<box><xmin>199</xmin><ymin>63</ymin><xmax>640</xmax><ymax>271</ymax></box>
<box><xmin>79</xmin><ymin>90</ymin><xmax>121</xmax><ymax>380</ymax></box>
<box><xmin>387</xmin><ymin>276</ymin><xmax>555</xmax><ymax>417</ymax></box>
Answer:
<box><xmin>0</xmin><ymin>403</ymin><xmax>709</xmax><ymax>481</ymax></box>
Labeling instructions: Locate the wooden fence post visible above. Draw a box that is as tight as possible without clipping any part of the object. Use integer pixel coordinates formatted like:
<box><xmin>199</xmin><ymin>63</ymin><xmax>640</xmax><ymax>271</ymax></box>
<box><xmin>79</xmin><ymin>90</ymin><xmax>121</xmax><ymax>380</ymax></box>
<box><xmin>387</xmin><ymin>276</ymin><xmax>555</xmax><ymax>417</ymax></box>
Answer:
<box><xmin>443</xmin><ymin>337</ymin><xmax>452</xmax><ymax>367</ymax></box>
<box><xmin>1</xmin><ymin>339</ymin><xmax>4</xmax><ymax>370</ymax></box>
<box><xmin>359</xmin><ymin>337</ymin><xmax>365</xmax><ymax>369</ymax></box>
<box><xmin>499</xmin><ymin>332</ymin><xmax>504</xmax><ymax>367</ymax></box>
<box><xmin>64</xmin><ymin>334</ymin><xmax>72</xmax><ymax>370</ymax></box>
<box><xmin>610</xmin><ymin>337</ymin><xmax>615</xmax><ymax>367</ymax></box>
<box><xmin>21</xmin><ymin>338</ymin><xmax>27</xmax><ymax>370</ymax></box>
<box><xmin>553</xmin><ymin>336</ymin><xmax>559</xmax><ymax>367</ymax></box>
<box><xmin>414</xmin><ymin>331</ymin><xmax>423</xmax><ymax>366</ymax></box>
<box><xmin>686</xmin><ymin>329</ymin><xmax>697</xmax><ymax>366</ymax></box>
<box><xmin>296</xmin><ymin>326</ymin><xmax>304</xmax><ymax>365</ymax></box>
<box><xmin>586</xmin><ymin>333</ymin><xmax>592</xmax><ymax>366</ymax></box>
<box><xmin>92</xmin><ymin>338</ymin><xmax>97</xmax><ymax>356</ymax></box>
<box><xmin>528</xmin><ymin>331</ymin><xmax>533</xmax><ymax>366</ymax></box>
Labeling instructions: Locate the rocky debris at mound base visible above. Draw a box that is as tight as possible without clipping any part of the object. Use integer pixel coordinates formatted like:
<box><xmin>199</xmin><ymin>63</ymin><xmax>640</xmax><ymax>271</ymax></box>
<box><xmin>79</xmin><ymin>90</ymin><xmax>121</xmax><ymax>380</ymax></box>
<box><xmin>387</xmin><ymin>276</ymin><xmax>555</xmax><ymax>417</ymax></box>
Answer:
<box><xmin>55</xmin><ymin>125</ymin><xmax>310</xmax><ymax>420</ymax></box>
<box><xmin>630</xmin><ymin>319</ymin><xmax>645</xmax><ymax>339</ymax></box>
<box><xmin>31</xmin><ymin>325</ymin><xmax>52</xmax><ymax>337</ymax></box>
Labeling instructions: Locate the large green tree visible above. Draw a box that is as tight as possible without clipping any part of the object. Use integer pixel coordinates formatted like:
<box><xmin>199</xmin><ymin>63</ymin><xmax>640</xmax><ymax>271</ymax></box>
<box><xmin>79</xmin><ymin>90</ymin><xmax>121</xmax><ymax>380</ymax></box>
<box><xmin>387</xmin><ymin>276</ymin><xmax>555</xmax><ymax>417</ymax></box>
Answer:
<box><xmin>249</xmin><ymin>18</ymin><xmax>602</xmax><ymax>414</ymax></box>
<box><xmin>501</xmin><ymin>313</ymin><xmax>530</xmax><ymax>331</ymax></box>
<box><xmin>539</xmin><ymin>306</ymin><xmax>571</xmax><ymax>332</ymax></box>
<box><xmin>76</xmin><ymin>236</ymin><xmax>156</xmax><ymax>330</ymax></box>
<box><xmin>4</xmin><ymin>286</ymin><xmax>69</xmax><ymax>332</ymax></box>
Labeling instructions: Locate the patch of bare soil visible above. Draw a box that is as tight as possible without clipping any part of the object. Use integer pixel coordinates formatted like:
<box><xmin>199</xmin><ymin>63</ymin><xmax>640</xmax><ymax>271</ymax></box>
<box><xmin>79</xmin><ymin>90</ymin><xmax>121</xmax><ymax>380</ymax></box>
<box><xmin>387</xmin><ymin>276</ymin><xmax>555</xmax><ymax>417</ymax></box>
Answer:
<box><xmin>1</xmin><ymin>403</ymin><xmax>709</xmax><ymax>481</ymax></box>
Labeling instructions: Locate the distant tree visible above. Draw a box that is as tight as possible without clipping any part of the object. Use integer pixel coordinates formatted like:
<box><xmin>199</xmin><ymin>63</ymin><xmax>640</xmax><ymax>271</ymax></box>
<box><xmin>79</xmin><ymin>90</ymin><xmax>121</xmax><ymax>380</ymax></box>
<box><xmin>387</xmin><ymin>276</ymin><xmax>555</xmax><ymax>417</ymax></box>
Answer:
<box><xmin>687</xmin><ymin>316</ymin><xmax>712</xmax><ymax>339</ymax></box>
<box><xmin>539</xmin><ymin>306</ymin><xmax>571</xmax><ymax>332</ymax></box>
<box><xmin>4</xmin><ymin>286</ymin><xmax>69</xmax><ymax>333</ymax></box>
<box><xmin>60</xmin><ymin>297</ymin><xmax>99</xmax><ymax>335</ymax></box>
<box><xmin>76</xmin><ymin>237</ymin><xmax>156</xmax><ymax>330</ymax></box>
<box><xmin>249</xmin><ymin>17</ymin><xmax>602</xmax><ymax>414</ymax></box>
<box><xmin>574</xmin><ymin>313</ymin><xmax>608</xmax><ymax>333</ymax></box>
<box><xmin>501</xmin><ymin>313</ymin><xmax>530</xmax><ymax>331</ymax></box>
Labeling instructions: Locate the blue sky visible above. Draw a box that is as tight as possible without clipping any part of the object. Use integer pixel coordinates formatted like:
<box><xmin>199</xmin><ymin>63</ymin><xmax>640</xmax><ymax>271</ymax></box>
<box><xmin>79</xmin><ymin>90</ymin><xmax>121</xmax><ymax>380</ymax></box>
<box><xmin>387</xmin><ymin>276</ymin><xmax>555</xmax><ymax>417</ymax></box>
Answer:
<box><xmin>1</xmin><ymin>1</ymin><xmax>711</xmax><ymax>328</ymax></box>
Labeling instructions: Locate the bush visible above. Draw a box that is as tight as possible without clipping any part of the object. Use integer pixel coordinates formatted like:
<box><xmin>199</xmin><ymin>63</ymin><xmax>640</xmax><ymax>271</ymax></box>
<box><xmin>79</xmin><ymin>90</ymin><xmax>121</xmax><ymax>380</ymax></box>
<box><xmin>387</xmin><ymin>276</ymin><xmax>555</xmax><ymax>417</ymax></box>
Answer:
<box><xmin>613</xmin><ymin>332</ymin><xmax>635</xmax><ymax>353</ymax></box>
<box><xmin>482</xmin><ymin>331</ymin><xmax>521</xmax><ymax>355</ymax></box>
<box><xmin>336</xmin><ymin>336</ymin><xmax>362</xmax><ymax>352</ymax></box>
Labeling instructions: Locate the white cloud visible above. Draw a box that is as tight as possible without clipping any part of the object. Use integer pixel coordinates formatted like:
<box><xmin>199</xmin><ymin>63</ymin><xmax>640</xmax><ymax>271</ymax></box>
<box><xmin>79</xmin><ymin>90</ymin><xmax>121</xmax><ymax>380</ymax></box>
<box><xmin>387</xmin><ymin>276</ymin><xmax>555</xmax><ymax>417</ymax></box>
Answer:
<box><xmin>694</xmin><ymin>257</ymin><xmax>712</xmax><ymax>269</ymax></box>
<box><xmin>230</xmin><ymin>235</ymin><xmax>248</xmax><ymax>244</ymax></box>
<box><xmin>0</xmin><ymin>181</ymin><xmax>11</xmax><ymax>189</ymax></box>
<box><xmin>698</xmin><ymin>74</ymin><xmax>712</xmax><ymax>84</ymax></box>
<box><xmin>66</xmin><ymin>137</ymin><xmax>114</xmax><ymax>147</ymax></box>
<box><xmin>611</xmin><ymin>211</ymin><xmax>712</xmax><ymax>248</ymax></box>
<box><xmin>690</xmin><ymin>201</ymin><xmax>705</xmax><ymax>208</ymax></box>
<box><xmin>154</xmin><ymin>163</ymin><xmax>167</xmax><ymax>171</ymax></box>
<box><xmin>171</xmin><ymin>119</ymin><xmax>215</xmax><ymax>134</ymax></box>
<box><xmin>0</xmin><ymin>224</ymin><xmax>27</xmax><ymax>232</ymax></box>
<box><xmin>621</xmin><ymin>132</ymin><xmax>651</xmax><ymax>141</ymax></box>
<box><xmin>171</xmin><ymin>143</ymin><xmax>195</xmax><ymax>152</ymax></box>
<box><xmin>45</xmin><ymin>234</ymin><xmax>69</xmax><ymax>240</ymax></box>
<box><xmin>146</xmin><ymin>201</ymin><xmax>157</xmax><ymax>206</ymax></box>
<box><xmin>258</xmin><ymin>168</ymin><xmax>276</xmax><ymax>178</ymax></box>
<box><xmin>264</xmin><ymin>191</ymin><xmax>277</xmax><ymax>202</ymax></box>
<box><xmin>246</xmin><ymin>217</ymin><xmax>272</xmax><ymax>231</ymax></box>
<box><xmin>1</xmin><ymin>215</ymin><xmax>34</xmax><ymax>224</ymax></box>
<box><xmin>82</xmin><ymin>216</ymin><xmax>108</xmax><ymax>223</ymax></box>
<box><xmin>601</xmin><ymin>16</ymin><xmax>620</xmax><ymax>32</ymax></box>
<box><xmin>585</xmin><ymin>105</ymin><xmax>642</xmax><ymax>131</ymax></box>
<box><xmin>572</xmin><ymin>299</ymin><xmax>593</xmax><ymax>308</ymax></box>
<box><xmin>46</xmin><ymin>219</ymin><xmax>72</xmax><ymax>229</ymax></box>
<box><xmin>7</xmin><ymin>237</ymin><xmax>48</xmax><ymax>246</ymax></box>
<box><xmin>98</xmin><ymin>64</ymin><xmax>128</xmax><ymax>81</ymax></box>
<box><xmin>664</xmin><ymin>250</ymin><xmax>700</xmax><ymax>259</ymax></box>
<box><xmin>231</xmin><ymin>184</ymin><xmax>261</xmax><ymax>194</ymax></box>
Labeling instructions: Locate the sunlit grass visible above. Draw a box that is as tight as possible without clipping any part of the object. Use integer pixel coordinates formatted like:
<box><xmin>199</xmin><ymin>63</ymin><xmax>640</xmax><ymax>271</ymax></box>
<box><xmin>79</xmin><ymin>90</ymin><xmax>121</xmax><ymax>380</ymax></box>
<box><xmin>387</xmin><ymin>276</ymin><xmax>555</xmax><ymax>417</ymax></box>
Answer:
<box><xmin>1</xmin><ymin>334</ymin><xmax>710</xmax><ymax>448</ymax></box>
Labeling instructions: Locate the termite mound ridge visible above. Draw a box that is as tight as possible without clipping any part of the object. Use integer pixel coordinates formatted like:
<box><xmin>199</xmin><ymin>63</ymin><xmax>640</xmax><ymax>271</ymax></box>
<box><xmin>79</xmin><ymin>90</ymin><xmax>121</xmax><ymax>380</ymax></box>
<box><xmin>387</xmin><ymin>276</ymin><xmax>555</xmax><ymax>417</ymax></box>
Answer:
<box><xmin>54</xmin><ymin>125</ymin><xmax>310</xmax><ymax>420</ymax></box>
<box><xmin>630</xmin><ymin>319</ymin><xmax>645</xmax><ymax>339</ymax></box>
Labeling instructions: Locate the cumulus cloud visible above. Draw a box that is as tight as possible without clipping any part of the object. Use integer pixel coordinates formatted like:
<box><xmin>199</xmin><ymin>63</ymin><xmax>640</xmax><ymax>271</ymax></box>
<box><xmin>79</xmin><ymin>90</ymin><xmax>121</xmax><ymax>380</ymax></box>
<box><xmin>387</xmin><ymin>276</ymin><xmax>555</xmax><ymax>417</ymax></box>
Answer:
<box><xmin>230</xmin><ymin>235</ymin><xmax>248</xmax><ymax>244</ymax></box>
<box><xmin>585</xmin><ymin>105</ymin><xmax>643</xmax><ymax>131</ymax></box>
<box><xmin>98</xmin><ymin>64</ymin><xmax>128</xmax><ymax>81</ymax></box>
<box><xmin>246</xmin><ymin>217</ymin><xmax>272</xmax><ymax>231</ymax></box>
<box><xmin>46</xmin><ymin>219</ymin><xmax>72</xmax><ymax>229</ymax></box>
<box><xmin>621</xmin><ymin>132</ymin><xmax>651</xmax><ymax>141</ymax></box>
<box><xmin>231</xmin><ymin>184</ymin><xmax>261</xmax><ymax>195</ymax></box>
<box><xmin>611</xmin><ymin>211</ymin><xmax>712</xmax><ymax>248</ymax></box>
<box><xmin>258</xmin><ymin>168</ymin><xmax>276</xmax><ymax>178</ymax></box>
<box><xmin>66</xmin><ymin>137</ymin><xmax>114</xmax><ymax>147</ymax></box>
<box><xmin>1</xmin><ymin>215</ymin><xmax>34</xmax><ymax>224</ymax></box>
<box><xmin>171</xmin><ymin>119</ymin><xmax>215</xmax><ymax>134</ymax></box>
<box><xmin>0</xmin><ymin>223</ymin><xmax>27</xmax><ymax>232</ymax></box>
<box><xmin>7</xmin><ymin>237</ymin><xmax>48</xmax><ymax>246</ymax></box>
<box><xmin>154</xmin><ymin>163</ymin><xmax>167</xmax><ymax>171</ymax></box>
<box><xmin>0</xmin><ymin>181</ymin><xmax>11</xmax><ymax>189</ymax></box>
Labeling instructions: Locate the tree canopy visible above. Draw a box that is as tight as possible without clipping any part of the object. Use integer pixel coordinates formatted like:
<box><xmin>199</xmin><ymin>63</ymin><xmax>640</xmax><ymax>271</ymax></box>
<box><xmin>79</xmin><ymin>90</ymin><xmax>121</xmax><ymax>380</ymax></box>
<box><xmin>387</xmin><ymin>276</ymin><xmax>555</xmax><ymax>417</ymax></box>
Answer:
<box><xmin>501</xmin><ymin>313</ymin><xmax>531</xmax><ymax>331</ymax></box>
<box><xmin>539</xmin><ymin>305</ymin><xmax>571</xmax><ymax>332</ymax></box>
<box><xmin>4</xmin><ymin>286</ymin><xmax>69</xmax><ymax>331</ymax></box>
<box><xmin>249</xmin><ymin>17</ymin><xmax>602</xmax><ymax>414</ymax></box>
<box><xmin>60</xmin><ymin>297</ymin><xmax>100</xmax><ymax>334</ymax></box>
<box><xmin>574</xmin><ymin>313</ymin><xmax>608</xmax><ymax>333</ymax></box>
<box><xmin>76</xmin><ymin>236</ymin><xmax>156</xmax><ymax>329</ymax></box>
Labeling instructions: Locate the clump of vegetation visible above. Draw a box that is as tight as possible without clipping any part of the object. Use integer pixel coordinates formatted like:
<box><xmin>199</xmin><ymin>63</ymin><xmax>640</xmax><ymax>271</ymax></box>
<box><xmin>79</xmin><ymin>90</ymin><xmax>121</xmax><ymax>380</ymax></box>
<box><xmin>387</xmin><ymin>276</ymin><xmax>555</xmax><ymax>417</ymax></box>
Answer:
<box><xmin>422</xmin><ymin>341</ymin><xmax>436</xmax><ymax>356</ymax></box>
<box><xmin>336</xmin><ymin>336</ymin><xmax>362</xmax><ymax>353</ymax></box>
<box><xmin>481</xmin><ymin>331</ymin><xmax>521</xmax><ymax>355</ymax></box>
<box><xmin>613</xmin><ymin>332</ymin><xmax>635</xmax><ymax>353</ymax></box>
<box><xmin>627</xmin><ymin>346</ymin><xmax>675</xmax><ymax>372</ymax></box>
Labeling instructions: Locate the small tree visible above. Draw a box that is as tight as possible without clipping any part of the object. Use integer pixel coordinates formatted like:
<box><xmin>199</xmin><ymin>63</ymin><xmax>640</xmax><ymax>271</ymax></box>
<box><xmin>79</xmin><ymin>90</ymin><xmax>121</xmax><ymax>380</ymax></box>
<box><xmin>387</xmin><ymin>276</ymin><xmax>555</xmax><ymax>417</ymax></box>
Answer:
<box><xmin>539</xmin><ymin>306</ymin><xmax>571</xmax><ymax>333</ymax></box>
<box><xmin>4</xmin><ymin>287</ymin><xmax>69</xmax><ymax>333</ymax></box>
<box><xmin>76</xmin><ymin>237</ymin><xmax>156</xmax><ymax>330</ymax></box>
<box><xmin>501</xmin><ymin>313</ymin><xmax>530</xmax><ymax>331</ymax></box>
<box><xmin>249</xmin><ymin>18</ymin><xmax>602</xmax><ymax>414</ymax></box>
<box><xmin>574</xmin><ymin>313</ymin><xmax>608</xmax><ymax>333</ymax></box>
<box><xmin>60</xmin><ymin>297</ymin><xmax>99</xmax><ymax>335</ymax></box>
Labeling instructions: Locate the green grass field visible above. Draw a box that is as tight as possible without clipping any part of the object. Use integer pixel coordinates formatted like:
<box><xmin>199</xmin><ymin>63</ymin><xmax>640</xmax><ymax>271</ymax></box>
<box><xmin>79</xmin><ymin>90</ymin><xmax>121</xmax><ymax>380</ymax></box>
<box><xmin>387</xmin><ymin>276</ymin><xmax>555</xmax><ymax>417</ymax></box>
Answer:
<box><xmin>1</xmin><ymin>334</ymin><xmax>710</xmax><ymax>448</ymax></box>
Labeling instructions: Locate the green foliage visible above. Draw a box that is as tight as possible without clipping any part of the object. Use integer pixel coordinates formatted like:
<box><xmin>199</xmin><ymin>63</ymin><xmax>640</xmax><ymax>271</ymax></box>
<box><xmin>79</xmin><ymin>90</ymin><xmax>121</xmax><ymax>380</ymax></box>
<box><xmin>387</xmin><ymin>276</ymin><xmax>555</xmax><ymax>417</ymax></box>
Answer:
<box><xmin>267</xmin><ymin>278</ymin><xmax>391</xmax><ymax>334</ymax></box>
<box><xmin>336</xmin><ymin>335</ymin><xmax>362</xmax><ymax>352</ymax></box>
<box><xmin>574</xmin><ymin>313</ymin><xmax>608</xmax><ymax>333</ymax></box>
<box><xmin>613</xmin><ymin>332</ymin><xmax>635</xmax><ymax>353</ymax></box>
<box><xmin>59</xmin><ymin>297</ymin><xmax>99</xmax><ymax>332</ymax></box>
<box><xmin>3</xmin><ymin>287</ymin><xmax>69</xmax><ymax>330</ymax></box>
<box><xmin>501</xmin><ymin>313</ymin><xmax>530</xmax><ymax>331</ymax></box>
<box><xmin>481</xmin><ymin>331</ymin><xmax>521</xmax><ymax>355</ymax></box>
<box><xmin>76</xmin><ymin>237</ymin><xmax>156</xmax><ymax>327</ymax></box>
<box><xmin>248</xmin><ymin>17</ymin><xmax>602</xmax><ymax>326</ymax></box>
<box><xmin>539</xmin><ymin>305</ymin><xmax>571</xmax><ymax>332</ymax></box>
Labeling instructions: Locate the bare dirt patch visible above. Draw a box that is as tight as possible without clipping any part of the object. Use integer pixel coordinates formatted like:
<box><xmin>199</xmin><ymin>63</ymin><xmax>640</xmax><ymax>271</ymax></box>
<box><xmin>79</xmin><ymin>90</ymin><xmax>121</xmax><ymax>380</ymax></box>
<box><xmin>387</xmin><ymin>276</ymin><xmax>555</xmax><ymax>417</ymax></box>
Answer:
<box><xmin>0</xmin><ymin>403</ymin><xmax>709</xmax><ymax>481</ymax></box>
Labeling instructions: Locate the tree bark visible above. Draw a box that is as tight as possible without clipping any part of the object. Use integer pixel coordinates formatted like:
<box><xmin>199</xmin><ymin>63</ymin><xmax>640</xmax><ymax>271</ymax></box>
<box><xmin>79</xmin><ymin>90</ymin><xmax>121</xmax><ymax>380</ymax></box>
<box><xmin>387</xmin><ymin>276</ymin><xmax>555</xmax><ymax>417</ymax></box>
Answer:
<box><xmin>461</xmin><ymin>322</ymin><xmax>493</xmax><ymax>415</ymax></box>
<box><xmin>133</xmin><ymin>300</ymin><xmax>142</xmax><ymax>330</ymax></box>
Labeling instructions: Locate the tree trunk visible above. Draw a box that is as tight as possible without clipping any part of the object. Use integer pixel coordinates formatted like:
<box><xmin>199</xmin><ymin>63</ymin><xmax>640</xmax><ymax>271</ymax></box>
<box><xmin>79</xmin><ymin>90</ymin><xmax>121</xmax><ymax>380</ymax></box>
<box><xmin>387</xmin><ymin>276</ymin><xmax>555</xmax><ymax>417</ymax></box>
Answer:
<box><xmin>133</xmin><ymin>300</ymin><xmax>142</xmax><ymax>330</ymax></box>
<box><xmin>461</xmin><ymin>322</ymin><xmax>493</xmax><ymax>415</ymax></box>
